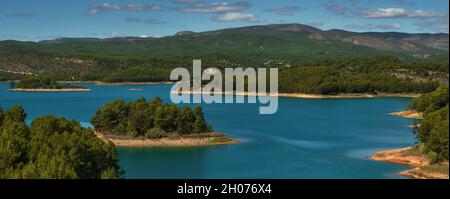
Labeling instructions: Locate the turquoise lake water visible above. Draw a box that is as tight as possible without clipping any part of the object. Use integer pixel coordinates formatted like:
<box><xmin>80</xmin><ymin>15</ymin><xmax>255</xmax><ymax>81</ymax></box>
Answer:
<box><xmin>0</xmin><ymin>82</ymin><xmax>417</xmax><ymax>179</ymax></box>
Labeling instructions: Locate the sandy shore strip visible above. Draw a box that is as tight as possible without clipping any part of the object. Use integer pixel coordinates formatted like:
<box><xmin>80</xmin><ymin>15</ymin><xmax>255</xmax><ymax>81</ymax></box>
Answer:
<box><xmin>370</xmin><ymin>147</ymin><xmax>449</xmax><ymax>179</ymax></box>
<box><xmin>389</xmin><ymin>110</ymin><xmax>423</xmax><ymax>119</ymax></box>
<box><xmin>175</xmin><ymin>90</ymin><xmax>421</xmax><ymax>99</ymax></box>
<box><xmin>59</xmin><ymin>81</ymin><xmax>174</xmax><ymax>86</ymax></box>
<box><xmin>127</xmin><ymin>88</ymin><xmax>143</xmax><ymax>91</ymax></box>
<box><xmin>95</xmin><ymin>81</ymin><xmax>175</xmax><ymax>86</ymax></box>
<box><xmin>96</xmin><ymin>132</ymin><xmax>239</xmax><ymax>147</ymax></box>
<box><xmin>278</xmin><ymin>92</ymin><xmax>420</xmax><ymax>99</ymax></box>
<box><xmin>10</xmin><ymin>88</ymin><xmax>91</xmax><ymax>92</ymax></box>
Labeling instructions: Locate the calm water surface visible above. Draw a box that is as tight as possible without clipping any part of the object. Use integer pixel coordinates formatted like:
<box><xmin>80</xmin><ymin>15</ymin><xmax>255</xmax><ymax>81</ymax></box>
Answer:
<box><xmin>0</xmin><ymin>82</ymin><xmax>417</xmax><ymax>179</ymax></box>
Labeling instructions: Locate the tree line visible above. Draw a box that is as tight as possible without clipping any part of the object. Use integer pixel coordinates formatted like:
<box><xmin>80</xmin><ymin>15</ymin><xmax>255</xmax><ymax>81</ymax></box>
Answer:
<box><xmin>279</xmin><ymin>56</ymin><xmax>444</xmax><ymax>94</ymax></box>
<box><xmin>91</xmin><ymin>97</ymin><xmax>213</xmax><ymax>139</ymax></box>
<box><xmin>89</xmin><ymin>56</ymin><xmax>445</xmax><ymax>95</ymax></box>
<box><xmin>2</xmin><ymin>54</ymin><xmax>447</xmax><ymax>96</ymax></box>
<box><xmin>411</xmin><ymin>86</ymin><xmax>449</xmax><ymax>162</ymax></box>
<box><xmin>10</xmin><ymin>76</ymin><xmax>85</xmax><ymax>89</ymax></box>
<box><xmin>0</xmin><ymin>106</ymin><xmax>123</xmax><ymax>179</ymax></box>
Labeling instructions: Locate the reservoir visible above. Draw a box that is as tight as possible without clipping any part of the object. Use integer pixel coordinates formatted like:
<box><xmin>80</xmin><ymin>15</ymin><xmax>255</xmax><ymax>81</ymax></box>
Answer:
<box><xmin>0</xmin><ymin>82</ymin><xmax>416</xmax><ymax>179</ymax></box>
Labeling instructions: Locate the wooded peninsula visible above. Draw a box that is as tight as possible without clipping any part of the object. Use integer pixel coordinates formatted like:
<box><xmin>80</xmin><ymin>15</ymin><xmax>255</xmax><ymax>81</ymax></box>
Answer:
<box><xmin>91</xmin><ymin>97</ymin><xmax>238</xmax><ymax>147</ymax></box>
<box><xmin>372</xmin><ymin>86</ymin><xmax>449</xmax><ymax>179</ymax></box>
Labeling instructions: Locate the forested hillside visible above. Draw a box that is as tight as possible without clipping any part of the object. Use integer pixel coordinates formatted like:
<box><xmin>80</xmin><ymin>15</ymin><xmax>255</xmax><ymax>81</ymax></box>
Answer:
<box><xmin>279</xmin><ymin>56</ymin><xmax>448</xmax><ymax>94</ymax></box>
<box><xmin>0</xmin><ymin>24</ymin><xmax>448</xmax><ymax>94</ymax></box>
<box><xmin>411</xmin><ymin>86</ymin><xmax>449</xmax><ymax>162</ymax></box>
<box><xmin>0</xmin><ymin>106</ymin><xmax>123</xmax><ymax>179</ymax></box>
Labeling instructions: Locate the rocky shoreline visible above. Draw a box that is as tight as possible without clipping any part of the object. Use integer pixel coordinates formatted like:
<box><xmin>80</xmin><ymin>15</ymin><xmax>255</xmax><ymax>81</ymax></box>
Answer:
<box><xmin>370</xmin><ymin>147</ymin><xmax>449</xmax><ymax>179</ymax></box>
<box><xmin>59</xmin><ymin>81</ymin><xmax>174</xmax><ymax>86</ymax></box>
<box><xmin>389</xmin><ymin>110</ymin><xmax>423</xmax><ymax>119</ymax></box>
<box><xmin>96</xmin><ymin>132</ymin><xmax>239</xmax><ymax>147</ymax></box>
<box><xmin>176</xmin><ymin>90</ymin><xmax>420</xmax><ymax>99</ymax></box>
<box><xmin>9</xmin><ymin>88</ymin><xmax>91</xmax><ymax>92</ymax></box>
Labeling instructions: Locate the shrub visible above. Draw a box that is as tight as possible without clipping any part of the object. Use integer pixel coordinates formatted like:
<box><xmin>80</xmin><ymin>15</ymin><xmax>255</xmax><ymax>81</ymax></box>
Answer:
<box><xmin>145</xmin><ymin>128</ymin><xmax>167</xmax><ymax>139</ymax></box>
<box><xmin>426</xmin><ymin>151</ymin><xmax>439</xmax><ymax>164</ymax></box>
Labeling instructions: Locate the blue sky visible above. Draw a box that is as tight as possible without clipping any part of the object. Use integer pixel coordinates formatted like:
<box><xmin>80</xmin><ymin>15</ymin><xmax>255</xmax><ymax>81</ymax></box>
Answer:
<box><xmin>1</xmin><ymin>0</ymin><xmax>448</xmax><ymax>41</ymax></box>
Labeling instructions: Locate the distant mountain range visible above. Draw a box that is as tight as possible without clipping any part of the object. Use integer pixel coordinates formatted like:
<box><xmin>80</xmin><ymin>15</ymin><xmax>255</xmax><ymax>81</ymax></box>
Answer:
<box><xmin>37</xmin><ymin>23</ymin><xmax>448</xmax><ymax>58</ymax></box>
<box><xmin>0</xmin><ymin>23</ymin><xmax>448</xmax><ymax>79</ymax></box>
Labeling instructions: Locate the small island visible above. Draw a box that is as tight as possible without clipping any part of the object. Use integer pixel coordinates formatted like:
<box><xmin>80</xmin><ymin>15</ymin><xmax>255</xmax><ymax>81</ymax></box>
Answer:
<box><xmin>127</xmin><ymin>88</ymin><xmax>143</xmax><ymax>91</ymax></box>
<box><xmin>91</xmin><ymin>97</ymin><xmax>238</xmax><ymax>147</ymax></box>
<box><xmin>9</xmin><ymin>77</ymin><xmax>90</xmax><ymax>92</ymax></box>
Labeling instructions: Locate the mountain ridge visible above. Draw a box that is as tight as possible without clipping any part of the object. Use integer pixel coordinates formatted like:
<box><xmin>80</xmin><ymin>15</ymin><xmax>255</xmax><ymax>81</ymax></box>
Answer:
<box><xmin>0</xmin><ymin>23</ymin><xmax>448</xmax><ymax>81</ymax></box>
<box><xmin>33</xmin><ymin>23</ymin><xmax>448</xmax><ymax>55</ymax></box>
<box><xmin>36</xmin><ymin>23</ymin><xmax>449</xmax><ymax>43</ymax></box>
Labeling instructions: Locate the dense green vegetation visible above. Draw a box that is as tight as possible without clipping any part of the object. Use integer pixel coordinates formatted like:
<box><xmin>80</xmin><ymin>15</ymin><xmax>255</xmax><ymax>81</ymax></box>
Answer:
<box><xmin>411</xmin><ymin>86</ymin><xmax>449</xmax><ymax>114</ymax></box>
<box><xmin>2</xmin><ymin>47</ymin><xmax>446</xmax><ymax>95</ymax></box>
<box><xmin>0</xmin><ymin>71</ymin><xmax>23</xmax><ymax>81</ymax></box>
<box><xmin>0</xmin><ymin>24</ymin><xmax>448</xmax><ymax>86</ymax></box>
<box><xmin>84</xmin><ymin>56</ymin><xmax>446</xmax><ymax>95</ymax></box>
<box><xmin>91</xmin><ymin>97</ymin><xmax>213</xmax><ymax>138</ymax></box>
<box><xmin>0</xmin><ymin>106</ymin><xmax>123</xmax><ymax>179</ymax></box>
<box><xmin>2</xmin><ymin>24</ymin><xmax>448</xmax><ymax>61</ymax></box>
<box><xmin>100</xmin><ymin>66</ymin><xmax>173</xmax><ymax>83</ymax></box>
<box><xmin>279</xmin><ymin>56</ymin><xmax>446</xmax><ymax>94</ymax></box>
<box><xmin>0</xmin><ymin>24</ymin><xmax>447</xmax><ymax>179</ymax></box>
<box><xmin>0</xmin><ymin>24</ymin><xmax>448</xmax><ymax>95</ymax></box>
<box><xmin>10</xmin><ymin>76</ymin><xmax>87</xmax><ymax>89</ymax></box>
<box><xmin>411</xmin><ymin>86</ymin><xmax>449</xmax><ymax>162</ymax></box>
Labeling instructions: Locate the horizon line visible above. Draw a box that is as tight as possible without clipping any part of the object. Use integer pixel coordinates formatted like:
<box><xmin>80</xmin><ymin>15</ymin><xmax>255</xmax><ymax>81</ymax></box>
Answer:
<box><xmin>1</xmin><ymin>23</ymin><xmax>448</xmax><ymax>42</ymax></box>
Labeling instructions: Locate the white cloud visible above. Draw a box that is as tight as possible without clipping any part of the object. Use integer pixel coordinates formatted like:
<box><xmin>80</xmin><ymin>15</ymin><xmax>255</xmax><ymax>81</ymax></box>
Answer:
<box><xmin>408</xmin><ymin>10</ymin><xmax>446</xmax><ymax>18</ymax></box>
<box><xmin>87</xmin><ymin>3</ymin><xmax>166</xmax><ymax>15</ymax></box>
<box><xmin>111</xmin><ymin>32</ymin><xmax>122</xmax><ymax>38</ymax></box>
<box><xmin>345</xmin><ymin>24</ymin><xmax>366</xmax><ymax>30</ymax></box>
<box><xmin>346</xmin><ymin>23</ymin><xmax>402</xmax><ymax>30</ymax></box>
<box><xmin>359</xmin><ymin>8</ymin><xmax>408</xmax><ymax>18</ymax></box>
<box><xmin>180</xmin><ymin>2</ymin><xmax>251</xmax><ymax>13</ymax></box>
<box><xmin>357</xmin><ymin>8</ymin><xmax>445</xmax><ymax>18</ymax></box>
<box><xmin>367</xmin><ymin>23</ymin><xmax>401</xmax><ymax>30</ymax></box>
<box><xmin>213</xmin><ymin>12</ymin><xmax>264</xmax><ymax>23</ymax></box>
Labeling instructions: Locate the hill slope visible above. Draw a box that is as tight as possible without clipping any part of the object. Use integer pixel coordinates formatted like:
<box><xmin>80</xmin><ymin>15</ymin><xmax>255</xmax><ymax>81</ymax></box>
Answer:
<box><xmin>0</xmin><ymin>23</ymin><xmax>448</xmax><ymax>83</ymax></box>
